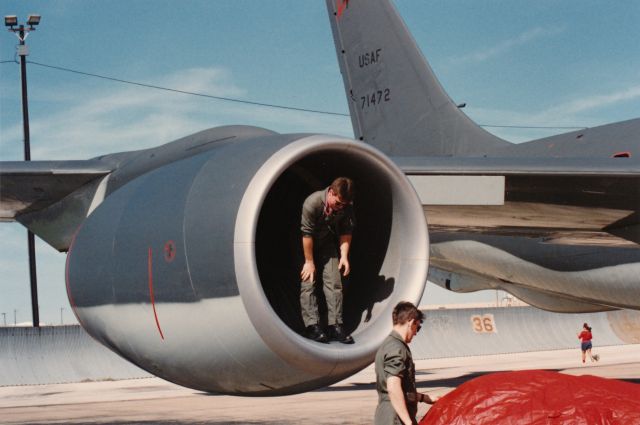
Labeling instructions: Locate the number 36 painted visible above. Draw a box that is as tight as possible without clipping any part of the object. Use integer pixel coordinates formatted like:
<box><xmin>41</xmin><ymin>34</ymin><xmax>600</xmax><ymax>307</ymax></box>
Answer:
<box><xmin>470</xmin><ymin>314</ymin><xmax>497</xmax><ymax>333</ymax></box>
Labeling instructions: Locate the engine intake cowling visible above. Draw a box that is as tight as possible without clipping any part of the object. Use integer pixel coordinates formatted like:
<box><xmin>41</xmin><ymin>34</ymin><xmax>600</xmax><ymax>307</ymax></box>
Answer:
<box><xmin>67</xmin><ymin>128</ymin><xmax>428</xmax><ymax>395</ymax></box>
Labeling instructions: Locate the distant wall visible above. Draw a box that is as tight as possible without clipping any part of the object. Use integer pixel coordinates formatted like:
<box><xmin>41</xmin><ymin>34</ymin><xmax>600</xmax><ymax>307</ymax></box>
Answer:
<box><xmin>0</xmin><ymin>325</ymin><xmax>150</xmax><ymax>387</ymax></box>
<box><xmin>412</xmin><ymin>306</ymin><xmax>640</xmax><ymax>359</ymax></box>
<box><xmin>2</xmin><ymin>307</ymin><xmax>639</xmax><ymax>386</ymax></box>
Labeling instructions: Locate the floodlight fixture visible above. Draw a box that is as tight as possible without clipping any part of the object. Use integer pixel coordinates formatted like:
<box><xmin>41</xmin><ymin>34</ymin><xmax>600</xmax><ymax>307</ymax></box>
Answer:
<box><xmin>27</xmin><ymin>15</ymin><xmax>41</xmax><ymax>27</ymax></box>
<box><xmin>4</xmin><ymin>15</ymin><xmax>17</xmax><ymax>27</ymax></box>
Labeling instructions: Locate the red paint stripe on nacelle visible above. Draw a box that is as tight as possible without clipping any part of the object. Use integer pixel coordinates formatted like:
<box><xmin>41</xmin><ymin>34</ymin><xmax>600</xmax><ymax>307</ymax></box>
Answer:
<box><xmin>148</xmin><ymin>247</ymin><xmax>165</xmax><ymax>340</ymax></box>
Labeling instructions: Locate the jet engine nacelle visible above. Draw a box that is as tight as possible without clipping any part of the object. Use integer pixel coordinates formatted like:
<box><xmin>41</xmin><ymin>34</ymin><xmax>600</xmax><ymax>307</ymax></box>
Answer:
<box><xmin>67</xmin><ymin>126</ymin><xmax>428</xmax><ymax>395</ymax></box>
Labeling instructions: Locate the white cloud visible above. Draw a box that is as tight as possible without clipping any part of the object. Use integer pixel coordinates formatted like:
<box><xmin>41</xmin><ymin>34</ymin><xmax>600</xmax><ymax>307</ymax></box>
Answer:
<box><xmin>2</xmin><ymin>66</ymin><xmax>352</xmax><ymax>160</ymax></box>
<box><xmin>465</xmin><ymin>82</ymin><xmax>640</xmax><ymax>143</ymax></box>
<box><xmin>451</xmin><ymin>26</ymin><xmax>565</xmax><ymax>65</ymax></box>
<box><xmin>544</xmin><ymin>85</ymin><xmax>640</xmax><ymax>116</ymax></box>
<box><xmin>2</xmin><ymin>67</ymin><xmax>236</xmax><ymax>158</ymax></box>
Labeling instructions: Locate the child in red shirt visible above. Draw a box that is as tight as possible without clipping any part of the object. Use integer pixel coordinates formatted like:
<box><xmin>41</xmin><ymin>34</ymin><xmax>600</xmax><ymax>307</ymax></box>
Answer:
<box><xmin>578</xmin><ymin>322</ymin><xmax>599</xmax><ymax>363</ymax></box>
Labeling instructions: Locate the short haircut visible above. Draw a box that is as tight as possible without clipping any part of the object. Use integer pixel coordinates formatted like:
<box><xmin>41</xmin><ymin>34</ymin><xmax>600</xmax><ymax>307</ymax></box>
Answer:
<box><xmin>392</xmin><ymin>301</ymin><xmax>424</xmax><ymax>325</ymax></box>
<box><xmin>330</xmin><ymin>177</ymin><xmax>354</xmax><ymax>203</ymax></box>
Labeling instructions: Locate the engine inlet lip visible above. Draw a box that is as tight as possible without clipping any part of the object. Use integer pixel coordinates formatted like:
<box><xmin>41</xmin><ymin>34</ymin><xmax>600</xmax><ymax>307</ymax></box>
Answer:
<box><xmin>234</xmin><ymin>134</ymin><xmax>428</xmax><ymax>371</ymax></box>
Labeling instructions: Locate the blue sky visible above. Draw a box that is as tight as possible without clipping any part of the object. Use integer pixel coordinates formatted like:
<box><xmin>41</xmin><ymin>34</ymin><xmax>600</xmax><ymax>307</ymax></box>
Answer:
<box><xmin>1</xmin><ymin>1</ymin><xmax>639</xmax><ymax>325</ymax></box>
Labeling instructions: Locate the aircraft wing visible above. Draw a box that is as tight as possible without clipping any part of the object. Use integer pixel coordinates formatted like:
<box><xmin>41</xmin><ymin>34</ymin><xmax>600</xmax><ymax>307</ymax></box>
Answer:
<box><xmin>396</xmin><ymin>156</ymin><xmax>640</xmax><ymax>246</ymax></box>
<box><xmin>0</xmin><ymin>160</ymin><xmax>112</xmax><ymax>221</ymax></box>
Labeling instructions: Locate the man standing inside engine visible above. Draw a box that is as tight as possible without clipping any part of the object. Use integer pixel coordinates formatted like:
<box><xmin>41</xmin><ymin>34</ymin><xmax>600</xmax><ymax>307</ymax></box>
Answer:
<box><xmin>300</xmin><ymin>177</ymin><xmax>355</xmax><ymax>344</ymax></box>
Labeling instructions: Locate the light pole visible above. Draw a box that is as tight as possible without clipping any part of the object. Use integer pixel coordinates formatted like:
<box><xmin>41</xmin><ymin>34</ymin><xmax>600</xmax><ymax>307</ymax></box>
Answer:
<box><xmin>1</xmin><ymin>313</ymin><xmax>6</xmax><ymax>327</ymax></box>
<box><xmin>14</xmin><ymin>309</ymin><xmax>18</xmax><ymax>326</ymax></box>
<box><xmin>5</xmin><ymin>14</ymin><xmax>41</xmax><ymax>328</ymax></box>
<box><xmin>60</xmin><ymin>307</ymin><xmax>65</xmax><ymax>325</ymax></box>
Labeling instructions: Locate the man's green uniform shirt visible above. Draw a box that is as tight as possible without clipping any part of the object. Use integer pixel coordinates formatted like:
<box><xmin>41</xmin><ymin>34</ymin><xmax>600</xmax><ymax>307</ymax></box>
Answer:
<box><xmin>374</xmin><ymin>330</ymin><xmax>418</xmax><ymax>425</ymax></box>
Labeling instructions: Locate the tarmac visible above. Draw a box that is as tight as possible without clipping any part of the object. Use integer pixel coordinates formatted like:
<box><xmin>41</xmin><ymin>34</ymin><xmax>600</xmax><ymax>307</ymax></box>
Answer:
<box><xmin>2</xmin><ymin>343</ymin><xmax>639</xmax><ymax>425</ymax></box>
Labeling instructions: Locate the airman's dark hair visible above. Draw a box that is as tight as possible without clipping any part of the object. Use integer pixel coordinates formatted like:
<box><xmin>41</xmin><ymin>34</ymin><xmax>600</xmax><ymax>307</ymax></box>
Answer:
<box><xmin>392</xmin><ymin>301</ymin><xmax>424</xmax><ymax>325</ymax></box>
<box><xmin>330</xmin><ymin>177</ymin><xmax>354</xmax><ymax>203</ymax></box>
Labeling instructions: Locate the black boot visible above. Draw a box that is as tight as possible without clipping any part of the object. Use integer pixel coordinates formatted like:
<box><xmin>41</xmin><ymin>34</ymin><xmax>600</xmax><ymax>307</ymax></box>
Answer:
<box><xmin>329</xmin><ymin>324</ymin><xmax>354</xmax><ymax>344</ymax></box>
<box><xmin>305</xmin><ymin>324</ymin><xmax>329</xmax><ymax>343</ymax></box>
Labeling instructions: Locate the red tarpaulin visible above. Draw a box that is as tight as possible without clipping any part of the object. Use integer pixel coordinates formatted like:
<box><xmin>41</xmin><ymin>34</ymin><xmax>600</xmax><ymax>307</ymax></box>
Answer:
<box><xmin>420</xmin><ymin>370</ymin><xmax>640</xmax><ymax>425</ymax></box>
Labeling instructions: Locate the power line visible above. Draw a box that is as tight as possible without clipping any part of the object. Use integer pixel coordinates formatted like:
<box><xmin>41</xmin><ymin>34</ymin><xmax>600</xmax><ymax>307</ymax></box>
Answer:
<box><xmin>28</xmin><ymin>60</ymin><xmax>349</xmax><ymax>117</ymax></box>
<box><xmin>4</xmin><ymin>60</ymin><xmax>588</xmax><ymax>130</ymax></box>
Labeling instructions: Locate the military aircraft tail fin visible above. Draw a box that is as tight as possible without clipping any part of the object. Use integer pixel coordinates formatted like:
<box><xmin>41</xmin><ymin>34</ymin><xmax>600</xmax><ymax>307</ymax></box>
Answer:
<box><xmin>326</xmin><ymin>0</ymin><xmax>511</xmax><ymax>156</ymax></box>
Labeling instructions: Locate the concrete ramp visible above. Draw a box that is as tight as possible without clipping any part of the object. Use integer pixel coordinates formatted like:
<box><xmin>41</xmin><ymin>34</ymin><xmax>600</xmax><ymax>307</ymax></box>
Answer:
<box><xmin>0</xmin><ymin>325</ymin><xmax>150</xmax><ymax>386</ymax></box>
<box><xmin>411</xmin><ymin>306</ymin><xmax>640</xmax><ymax>359</ymax></box>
